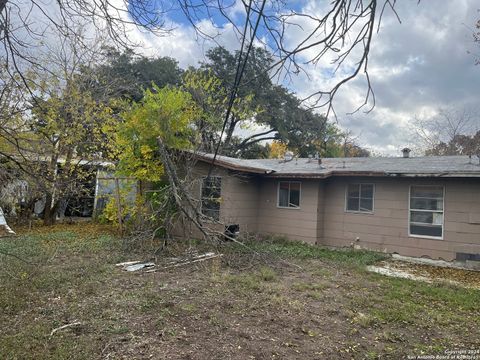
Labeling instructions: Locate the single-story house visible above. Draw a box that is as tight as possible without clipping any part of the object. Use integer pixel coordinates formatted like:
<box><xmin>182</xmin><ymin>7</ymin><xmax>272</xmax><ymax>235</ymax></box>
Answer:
<box><xmin>180</xmin><ymin>151</ymin><xmax>480</xmax><ymax>263</ymax></box>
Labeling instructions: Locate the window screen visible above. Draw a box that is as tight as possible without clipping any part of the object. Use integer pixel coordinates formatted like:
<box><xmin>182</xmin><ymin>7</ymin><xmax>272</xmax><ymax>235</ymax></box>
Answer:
<box><xmin>278</xmin><ymin>181</ymin><xmax>301</xmax><ymax>208</ymax></box>
<box><xmin>346</xmin><ymin>184</ymin><xmax>374</xmax><ymax>212</ymax></box>
<box><xmin>409</xmin><ymin>185</ymin><xmax>443</xmax><ymax>238</ymax></box>
<box><xmin>201</xmin><ymin>176</ymin><xmax>221</xmax><ymax>220</ymax></box>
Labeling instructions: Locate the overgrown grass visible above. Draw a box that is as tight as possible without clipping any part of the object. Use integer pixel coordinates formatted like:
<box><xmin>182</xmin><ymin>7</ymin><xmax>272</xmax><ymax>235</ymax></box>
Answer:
<box><xmin>1</xmin><ymin>225</ymin><xmax>479</xmax><ymax>359</ymax></box>
<box><xmin>347</xmin><ymin>273</ymin><xmax>480</xmax><ymax>336</ymax></box>
<box><xmin>228</xmin><ymin>235</ymin><xmax>388</xmax><ymax>266</ymax></box>
<box><xmin>0</xmin><ymin>224</ymin><xmax>119</xmax><ymax>317</ymax></box>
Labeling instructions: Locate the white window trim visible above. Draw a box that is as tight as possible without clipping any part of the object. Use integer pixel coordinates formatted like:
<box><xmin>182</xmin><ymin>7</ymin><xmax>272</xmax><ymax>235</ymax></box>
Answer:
<box><xmin>408</xmin><ymin>185</ymin><xmax>445</xmax><ymax>240</ymax></box>
<box><xmin>277</xmin><ymin>181</ymin><xmax>302</xmax><ymax>209</ymax></box>
<box><xmin>200</xmin><ymin>175</ymin><xmax>222</xmax><ymax>220</ymax></box>
<box><xmin>344</xmin><ymin>183</ymin><xmax>375</xmax><ymax>214</ymax></box>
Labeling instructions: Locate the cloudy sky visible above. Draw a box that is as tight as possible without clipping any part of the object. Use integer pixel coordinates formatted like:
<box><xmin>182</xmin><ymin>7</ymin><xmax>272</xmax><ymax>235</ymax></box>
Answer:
<box><xmin>7</xmin><ymin>0</ymin><xmax>479</xmax><ymax>155</ymax></box>
<box><xmin>127</xmin><ymin>0</ymin><xmax>479</xmax><ymax>155</ymax></box>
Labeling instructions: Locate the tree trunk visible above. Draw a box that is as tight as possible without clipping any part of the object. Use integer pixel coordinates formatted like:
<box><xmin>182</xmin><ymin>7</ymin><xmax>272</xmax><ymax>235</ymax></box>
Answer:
<box><xmin>43</xmin><ymin>193</ymin><xmax>56</xmax><ymax>226</ymax></box>
<box><xmin>223</xmin><ymin>115</ymin><xmax>238</xmax><ymax>147</ymax></box>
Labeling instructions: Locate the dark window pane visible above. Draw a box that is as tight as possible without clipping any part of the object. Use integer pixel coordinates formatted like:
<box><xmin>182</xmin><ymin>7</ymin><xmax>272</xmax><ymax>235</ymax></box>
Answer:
<box><xmin>289</xmin><ymin>186</ymin><xmax>300</xmax><ymax>207</ymax></box>
<box><xmin>279</xmin><ymin>182</ymin><xmax>289</xmax><ymax>191</ymax></box>
<box><xmin>360</xmin><ymin>184</ymin><xmax>374</xmax><ymax>198</ymax></box>
<box><xmin>347</xmin><ymin>184</ymin><xmax>360</xmax><ymax>198</ymax></box>
<box><xmin>360</xmin><ymin>198</ymin><xmax>373</xmax><ymax>212</ymax></box>
<box><xmin>410</xmin><ymin>197</ymin><xmax>443</xmax><ymax>211</ymax></box>
<box><xmin>410</xmin><ymin>224</ymin><xmax>442</xmax><ymax>237</ymax></box>
<box><xmin>201</xmin><ymin>185</ymin><xmax>209</xmax><ymax>198</ymax></box>
<box><xmin>203</xmin><ymin>208</ymin><xmax>220</xmax><ymax>220</ymax></box>
<box><xmin>289</xmin><ymin>182</ymin><xmax>300</xmax><ymax>192</ymax></box>
<box><xmin>411</xmin><ymin>186</ymin><xmax>443</xmax><ymax>199</ymax></box>
<box><xmin>410</xmin><ymin>211</ymin><xmax>433</xmax><ymax>224</ymax></box>
<box><xmin>202</xmin><ymin>177</ymin><xmax>221</xmax><ymax>197</ymax></box>
<box><xmin>347</xmin><ymin>197</ymin><xmax>359</xmax><ymax>211</ymax></box>
<box><xmin>278</xmin><ymin>185</ymin><xmax>289</xmax><ymax>207</ymax></box>
<box><xmin>409</xmin><ymin>186</ymin><xmax>443</xmax><ymax>238</ymax></box>
<box><xmin>278</xmin><ymin>182</ymin><xmax>301</xmax><ymax>208</ymax></box>
<box><xmin>202</xmin><ymin>177</ymin><xmax>221</xmax><ymax>220</ymax></box>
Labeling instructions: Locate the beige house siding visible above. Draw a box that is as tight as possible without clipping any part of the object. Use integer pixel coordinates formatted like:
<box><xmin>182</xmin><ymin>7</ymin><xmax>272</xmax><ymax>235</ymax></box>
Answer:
<box><xmin>219</xmin><ymin>174</ymin><xmax>261</xmax><ymax>234</ymax></box>
<box><xmin>321</xmin><ymin>177</ymin><xmax>480</xmax><ymax>260</ymax></box>
<box><xmin>316</xmin><ymin>182</ymin><xmax>326</xmax><ymax>242</ymax></box>
<box><xmin>173</xmin><ymin>162</ymin><xmax>260</xmax><ymax>239</ymax></box>
<box><xmin>180</xmin><ymin>161</ymin><xmax>480</xmax><ymax>261</ymax></box>
<box><xmin>256</xmin><ymin>179</ymin><xmax>319</xmax><ymax>244</ymax></box>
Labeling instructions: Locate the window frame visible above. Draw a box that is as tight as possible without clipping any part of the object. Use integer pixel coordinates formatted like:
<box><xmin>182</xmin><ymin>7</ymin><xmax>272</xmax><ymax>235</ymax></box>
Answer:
<box><xmin>200</xmin><ymin>175</ymin><xmax>222</xmax><ymax>221</ymax></box>
<box><xmin>277</xmin><ymin>181</ymin><xmax>302</xmax><ymax>209</ymax></box>
<box><xmin>408</xmin><ymin>185</ymin><xmax>445</xmax><ymax>240</ymax></box>
<box><xmin>344</xmin><ymin>183</ymin><xmax>375</xmax><ymax>214</ymax></box>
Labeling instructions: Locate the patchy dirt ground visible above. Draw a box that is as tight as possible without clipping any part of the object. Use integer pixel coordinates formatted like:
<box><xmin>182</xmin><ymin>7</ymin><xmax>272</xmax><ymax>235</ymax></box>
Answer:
<box><xmin>1</xmin><ymin>224</ymin><xmax>479</xmax><ymax>359</ymax></box>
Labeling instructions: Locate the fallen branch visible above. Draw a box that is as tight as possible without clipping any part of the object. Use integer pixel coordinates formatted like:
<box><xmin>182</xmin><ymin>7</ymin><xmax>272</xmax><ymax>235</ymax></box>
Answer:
<box><xmin>145</xmin><ymin>253</ymin><xmax>223</xmax><ymax>272</ymax></box>
<box><xmin>49</xmin><ymin>321</ymin><xmax>82</xmax><ymax>337</ymax></box>
<box><xmin>115</xmin><ymin>260</ymin><xmax>142</xmax><ymax>267</ymax></box>
<box><xmin>156</xmin><ymin>143</ymin><xmax>305</xmax><ymax>271</ymax></box>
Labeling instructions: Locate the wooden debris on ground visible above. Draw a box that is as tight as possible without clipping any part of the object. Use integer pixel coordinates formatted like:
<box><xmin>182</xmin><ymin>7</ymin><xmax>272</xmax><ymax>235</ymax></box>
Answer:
<box><xmin>116</xmin><ymin>260</ymin><xmax>156</xmax><ymax>271</ymax></box>
<box><xmin>116</xmin><ymin>252</ymin><xmax>223</xmax><ymax>273</ymax></box>
<box><xmin>49</xmin><ymin>321</ymin><xmax>82</xmax><ymax>337</ymax></box>
<box><xmin>145</xmin><ymin>252</ymin><xmax>223</xmax><ymax>273</ymax></box>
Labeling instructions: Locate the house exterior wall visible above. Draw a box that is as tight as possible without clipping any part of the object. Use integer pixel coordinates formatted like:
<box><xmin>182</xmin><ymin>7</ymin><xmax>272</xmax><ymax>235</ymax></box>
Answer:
<box><xmin>320</xmin><ymin>176</ymin><xmax>480</xmax><ymax>261</ymax></box>
<box><xmin>256</xmin><ymin>179</ymin><xmax>320</xmax><ymax>244</ymax></box>
<box><xmin>218</xmin><ymin>172</ymin><xmax>261</xmax><ymax>234</ymax></box>
<box><xmin>172</xmin><ymin>162</ymin><xmax>260</xmax><ymax>239</ymax></box>
<box><xmin>183</xmin><ymin>161</ymin><xmax>480</xmax><ymax>261</ymax></box>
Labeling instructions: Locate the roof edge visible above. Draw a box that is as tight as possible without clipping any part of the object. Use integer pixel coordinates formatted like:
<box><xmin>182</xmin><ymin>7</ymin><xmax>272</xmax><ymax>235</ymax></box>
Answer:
<box><xmin>194</xmin><ymin>153</ymin><xmax>274</xmax><ymax>175</ymax></box>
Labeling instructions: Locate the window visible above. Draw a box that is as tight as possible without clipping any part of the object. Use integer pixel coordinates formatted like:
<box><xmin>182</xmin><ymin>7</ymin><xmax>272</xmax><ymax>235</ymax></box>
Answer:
<box><xmin>278</xmin><ymin>181</ymin><xmax>301</xmax><ymax>208</ymax></box>
<box><xmin>409</xmin><ymin>185</ymin><xmax>444</xmax><ymax>238</ymax></box>
<box><xmin>346</xmin><ymin>184</ymin><xmax>374</xmax><ymax>212</ymax></box>
<box><xmin>201</xmin><ymin>176</ymin><xmax>221</xmax><ymax>220</ymax></box>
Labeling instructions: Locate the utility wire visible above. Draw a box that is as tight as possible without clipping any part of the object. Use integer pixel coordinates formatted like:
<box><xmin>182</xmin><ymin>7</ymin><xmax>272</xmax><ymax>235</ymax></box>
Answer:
<box><xmin>207</xmin><ymin>0</ymin><xmax>267</xmax><ymax>178</ymax></box>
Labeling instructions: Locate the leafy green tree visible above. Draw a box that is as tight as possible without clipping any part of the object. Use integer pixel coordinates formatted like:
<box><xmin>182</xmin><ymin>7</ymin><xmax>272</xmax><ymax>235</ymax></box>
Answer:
<box><xmin>116</xmin><ymin>85</ymin><xmax>200</xmax><ymax>182</ymax></box>
<box><xmin>200</xmin><ymin>46</ymin><xmax>278</xmax><ymax>147</ymax></box>
<box><xmin>89</xmin><ymin>48</ymin><xmax>183</xmax><ymax>102</ymax></box>
<box><xmin>182</xmin><ymin>69</ymin><xmax>257</xmax><ymax>154</ymax></box>
<box><xmin>114</xmin><ymin>85</ymin><xmax>203</xmax><ymax>239</ymax></box>
<box><xmin>200</xmin><ymin>46</ymin><xmax>358</xmax><ymax>158</ymax></box>
<box><xmin>0</xmin><ymin>72</ymin><xmax>118</xmax><ymax>225</ymax></box>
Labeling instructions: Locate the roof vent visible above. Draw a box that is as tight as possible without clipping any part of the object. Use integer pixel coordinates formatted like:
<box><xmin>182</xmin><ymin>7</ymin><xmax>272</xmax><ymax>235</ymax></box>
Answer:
<box><xmin>401</xmin><ymin>148</ymin><xmax>411</xmax><ymax>158</ymax></box>
<box><xmin>284</xmin><ymin>151</ymin><xmax>294</xmax><ymax>162</ymax></box>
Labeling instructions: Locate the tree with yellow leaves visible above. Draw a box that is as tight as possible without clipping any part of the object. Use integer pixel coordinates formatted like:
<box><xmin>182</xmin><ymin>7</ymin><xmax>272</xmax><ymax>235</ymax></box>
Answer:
<box><xmin>115</xmin><ymin>85</ymin><xmax>200</xmax><ymax>182</ymax></box>
<box><xmin>0</xmin><ymin>72</ymin><xmax>119</xmax><ymax>225</ymax></box>
<box><xmin>268</xmin><ymin>141</ymin><xmax>288</xmax><ymax>159</ymax></box>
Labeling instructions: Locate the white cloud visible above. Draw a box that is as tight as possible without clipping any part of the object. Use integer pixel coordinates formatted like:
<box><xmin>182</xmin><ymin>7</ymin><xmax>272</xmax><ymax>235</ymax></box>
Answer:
<box><xmin>6</xmin><ymin>0</ymin><xmax>480</xmax><ymax>155</ymax></box>
<box><xmin>282</xmin><ymin>0</ymin><xmax>480</xmax><ymax>155</ymax></box>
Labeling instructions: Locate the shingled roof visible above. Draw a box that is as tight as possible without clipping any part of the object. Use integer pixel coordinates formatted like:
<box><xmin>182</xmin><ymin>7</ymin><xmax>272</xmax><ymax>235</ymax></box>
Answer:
<box><xmin>195</xmin><ymin>153</ymin><xmax>480</xmax><ymax>178</ymax></box>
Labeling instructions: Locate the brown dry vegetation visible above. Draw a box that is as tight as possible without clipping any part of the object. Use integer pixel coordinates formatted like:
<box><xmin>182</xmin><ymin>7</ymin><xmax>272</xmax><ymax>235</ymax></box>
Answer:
<box><xmin>0</xmin><ymin>223</ymin><xmax>479</xmax><ymax>359</ymax></box>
